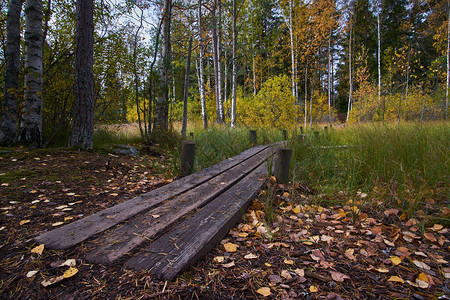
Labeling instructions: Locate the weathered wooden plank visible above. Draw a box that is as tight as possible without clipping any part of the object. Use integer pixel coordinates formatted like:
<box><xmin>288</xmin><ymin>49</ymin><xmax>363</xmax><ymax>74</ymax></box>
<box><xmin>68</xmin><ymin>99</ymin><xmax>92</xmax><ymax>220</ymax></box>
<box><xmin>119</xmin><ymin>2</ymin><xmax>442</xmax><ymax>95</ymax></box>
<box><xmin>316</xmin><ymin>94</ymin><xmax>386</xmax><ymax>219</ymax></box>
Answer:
<box><xmin>34</xmin><ymin>144</ymin><xmax>269</xmax><ymax>249</ymax></box>
<box><xmin>123</xmin><ymin>163</ymin><xmax>268</xmax><ymax>280</ymax></box>
<box><xmin>85</xmin><ymin>146</ymin><xmax>277</xmax><ymax>264</ymax></box>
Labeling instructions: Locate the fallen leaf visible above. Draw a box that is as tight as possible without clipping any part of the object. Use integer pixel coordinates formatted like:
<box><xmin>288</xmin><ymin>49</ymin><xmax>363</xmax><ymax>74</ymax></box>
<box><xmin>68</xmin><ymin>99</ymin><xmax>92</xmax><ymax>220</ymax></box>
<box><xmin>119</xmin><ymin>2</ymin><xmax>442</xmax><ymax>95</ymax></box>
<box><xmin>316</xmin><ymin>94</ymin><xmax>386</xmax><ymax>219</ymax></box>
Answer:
<box><xmin>294</xmin><ymin>268</ymin><xmax>305</xmax><ymax>277</ymax></box>
<box><xmin>292</xmin><ymin>206</ymin><xmax>301</xmax><ymax>214</ymax></box>
<box><xmin>256</xmin><ymin>287</ymin><xmax>271</xmax><ymax>297</ymax></box>
<box><xmin>388</xmin><ymin>276</ymin><xmax>404</xmax><ymax>283</ymax></box>
<box><xmin>222</xmin><ymin>261</ymin><xmax>235</xmax><ymax>268</ymax></box>
<box><xmin>431</xmin><ymin>224</ymin><xmax>443</xmax><ymax>231</ymax></box>
<box><xmin>413</xmin><ymin>260</ymin><xmax>431</xmax><ymax>270</ymax></box>
<box><xmin>20</xmin><ymin>220</ymin><xmax>30</xmax><ymax>225</ymax></box>
<box><xmin>244</xmin><ymin>253</ymin><xmax>258</xmax><ymax>260</ymax></box>
<box><xmin>390</xmin><ymin>256</ymin><xmax>402</xmax><ymax>266</ymax></box>
<box><xmin>309</xmin><ymin>285</ymin><xmax>319</xmax><ymax>293</ymax></box>
<box><xmin>424</xmin><ymin>232</ymin><xmax>437</xmax><ymax>242</ymax></box>
<box><xmin>41</xmin><ymin>276</ymin><xmax>64</xmax><ymax>287</ymax></box>
<box><xmin>151</xmin><ymin>214</ymin><xmax>160</xmax><ymax>219</ymax></box>
<box><xmin>281</xmin><ymin>270</ymin><xmax>292</xmax><ymax>279</ymax></box>
<box><xmin>345</xmin><ymin>249</ymin><xmax>356</xmax><ymax>260</ymax></box>
<box><xmin>268</xmin><ymin>274</ymin><xmax>282</xmax><ymax>284</ymax></box>
<box><xmin>384</xmin><ymin>208</ymin><xmax>399</xmax><ymax>217</ymax></box>
<box><xmin>59</xmin><ymin>259</ymin><xmax>76</xmax><ymax>267</ymax></box>
<box><xmin>1</xmin><ymin>183</ymin><xmax>9</xmax><ymax>186</ymax></box>
<box><xmin>214</xmin><ymin>256</ymin><xmax>225</xmax><ymax>263</ymax></box>
<box><xmin>31</xmin><ymin>244</ymin><xmax>45</xmax><ymax>255</ymax></box>
<box><xmin>62</xmin><ymin>267</ymin><xmax>78</xmax><ymax>278</ymax></box>
<box><xmin>330</xmin><ymin>271</ymin><xmax>350</xmax><ymax>282</ymax></box>
<box><xmin>66</xmin><ymin>193</ymin><xmax>75</xmax><ymax>196</ymax></box>
<box><xmin>224</xmin><ymin>243</ymin><xmax>238</xmax><ymax>253</ymax></box>
<box><xmin>416</xmin><ymin>279</ymin><xmax>429</xmax><ymax>289</ymax></box>
<box><xmin>26</xmin><ymin>270</ymin><xmax>39</xmax><ymax>278</ymax></box>
<box><xmin>374</xmin><ymin>267</ymin><xmax>390</xmax><ymax>273</ymax></box>
<box><xmin>110</xmin><ymin>193</ymin><xmax>118</xmax><ymax>196</ymax></box>
<box><xmin>238</xmin><ymin>232</ymin><xmax>248</xmax><ymax>238</ymax></box>
<box><xmin>417</xmin><ymin>272</ymin><xmax>429</xmax><ymax>283</ymax></box>
<box><xmin>283</xmin><ymin>258</ymin><xmax>294</xmax><ymax>265</ymax></box>
<box><xmin>52</xmin><ymin>222</ymin><xmax>64</xmax><ymax>227</ymax></box>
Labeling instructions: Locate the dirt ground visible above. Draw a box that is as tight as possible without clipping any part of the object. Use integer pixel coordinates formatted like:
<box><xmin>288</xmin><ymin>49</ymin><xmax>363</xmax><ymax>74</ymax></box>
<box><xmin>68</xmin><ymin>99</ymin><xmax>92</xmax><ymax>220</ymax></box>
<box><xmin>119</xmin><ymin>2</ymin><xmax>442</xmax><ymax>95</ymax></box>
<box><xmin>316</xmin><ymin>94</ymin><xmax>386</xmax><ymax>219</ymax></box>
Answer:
<box><xmin>0</xmin><ymin>147</ymin><xmax>449</xmax><ymax>299</ymax></box>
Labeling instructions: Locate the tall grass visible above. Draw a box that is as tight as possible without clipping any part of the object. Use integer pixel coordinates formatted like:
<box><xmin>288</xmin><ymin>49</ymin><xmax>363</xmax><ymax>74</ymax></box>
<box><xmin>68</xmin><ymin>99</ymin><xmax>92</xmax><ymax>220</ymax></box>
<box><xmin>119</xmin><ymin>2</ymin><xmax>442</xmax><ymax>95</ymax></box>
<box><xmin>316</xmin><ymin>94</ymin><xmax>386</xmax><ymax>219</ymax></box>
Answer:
<box><xmin>289</xmin><ymin>122</ymin><xmax>449</xmax><ymax>214</ymax></box>
<box><xmin>93</xmin><ymin>124</ymin><xmax>143</xmax><ymax>148</ymax></box>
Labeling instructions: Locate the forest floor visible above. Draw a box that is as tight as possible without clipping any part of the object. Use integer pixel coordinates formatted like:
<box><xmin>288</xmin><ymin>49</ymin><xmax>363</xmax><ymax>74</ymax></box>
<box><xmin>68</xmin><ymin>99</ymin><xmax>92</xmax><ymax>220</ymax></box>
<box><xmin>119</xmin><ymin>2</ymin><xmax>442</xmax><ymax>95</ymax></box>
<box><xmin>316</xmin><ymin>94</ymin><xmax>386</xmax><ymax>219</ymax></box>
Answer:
<box><xmin>0</xmin><ymin>146</ymin><xmax>449</xmax><ymax>299</ymax></box>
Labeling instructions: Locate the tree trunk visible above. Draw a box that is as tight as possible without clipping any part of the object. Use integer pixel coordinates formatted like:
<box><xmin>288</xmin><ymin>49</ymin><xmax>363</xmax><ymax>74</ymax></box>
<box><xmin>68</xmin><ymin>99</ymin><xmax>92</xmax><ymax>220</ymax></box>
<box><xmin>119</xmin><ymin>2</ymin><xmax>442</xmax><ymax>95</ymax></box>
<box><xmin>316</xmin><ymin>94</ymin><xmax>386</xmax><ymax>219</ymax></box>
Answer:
<box><xmin>304</xmin><ymin>61</ymin><xmax>308</xmax><ymax>127</ymax></box>
<box><xmin>377</xmin><ymin>2</ymin><xmax>381</xmax><ymax>109</ymax></box>
<box><xmin>134</xmin><ymin>8</ymin><xmax>145</xmax><ymax>140</ymax></box>
<box><xmin>197</xmin><ymin>0</ymin><xmax>207</xmax><ymax>129</ymax></box>
<box><xmin>446</xmin><ymin>0</ymin><xmax>450</xmax><ymax>120</ymax></box>
<box><xmin>70</xmin><ymin>0</ymin><xmax>94</xmax><ymax>150</ymax></box>
<box><xmin>0</xmin><ymin>0</ymin><xmax>22</xmax><ymax>146</ymax></box>
<box><xmin>327</xmin><ymin>27</ymin><xmax>332</xmax><ymax>118</ymax></box>
<box><xmin>217</xmin><ymin>0</ymin><xmax>224</xmax><ymax>122</ymax></box>
<box><xmin>231</xmin><ymin>0</ymin><xmax>237</xmax><ymax>127</ymax></box>
<box><xmin>346</xmin><ymin>25</ymin><xmax>352</xmax><ymax>123</ymax></box>
<box><xmin>211</xmin><ymin>0</ymin><xmax>223</xmax><ymax>124</ymax></box>
<box><xmin>182</xmin><ymin>36</ymin><xmax>193</xmax><ymax>138</ymax></box>
<box><xmin>19</xmin><ymin>0</ymin><xmax>43</xmax><ymax>148</ymax></box>
<box><xmin>153</xmin><ymin>0</ymin><xmax>172</xmax><ymax>132</ymax></box>
<box><xmin>288</xmin><ymin>0</ymin><xmax>297</xmax><ymax>101</ymax></box>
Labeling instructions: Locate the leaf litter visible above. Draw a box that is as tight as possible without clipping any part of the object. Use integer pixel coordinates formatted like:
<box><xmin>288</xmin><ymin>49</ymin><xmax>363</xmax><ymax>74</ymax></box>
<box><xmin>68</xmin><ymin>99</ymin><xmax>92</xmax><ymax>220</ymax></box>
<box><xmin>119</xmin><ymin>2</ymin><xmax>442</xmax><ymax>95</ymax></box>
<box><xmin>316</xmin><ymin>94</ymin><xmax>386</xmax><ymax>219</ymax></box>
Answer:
<box><xmin>0</xmin><ymin>148</ymin><xmax>448</xmax><ymax>299</ymax></box>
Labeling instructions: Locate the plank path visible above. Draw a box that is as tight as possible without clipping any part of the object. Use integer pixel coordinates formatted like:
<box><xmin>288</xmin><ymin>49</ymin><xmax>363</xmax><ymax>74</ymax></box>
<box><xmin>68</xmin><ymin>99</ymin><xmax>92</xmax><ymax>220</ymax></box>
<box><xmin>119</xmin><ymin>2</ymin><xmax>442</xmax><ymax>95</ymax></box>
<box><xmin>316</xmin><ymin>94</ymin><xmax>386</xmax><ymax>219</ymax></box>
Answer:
<box><xmin>34</xmin><ymin>143</ymin><xmax>281</xmax><ymax>280</ymax></box>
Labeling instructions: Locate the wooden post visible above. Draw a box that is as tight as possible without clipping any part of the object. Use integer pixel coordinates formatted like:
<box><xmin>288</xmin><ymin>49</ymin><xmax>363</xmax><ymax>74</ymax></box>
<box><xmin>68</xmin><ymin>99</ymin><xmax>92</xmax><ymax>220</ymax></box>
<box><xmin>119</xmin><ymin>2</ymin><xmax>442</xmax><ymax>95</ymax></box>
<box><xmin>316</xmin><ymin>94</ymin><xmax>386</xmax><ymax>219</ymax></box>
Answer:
<box><xmin>249</xmin><ymin>130</ymin><xmax>257</xmax><ymax>145</ymax></box>
<box><xmin>300</xmin><ymin>126</ymin><xmax>303</xmax><ymax>134</ymax></box>
<box><xmin>180</xmin><ymin>141</ymin><xmax>195</xmax><ymax>176</ymax></box>
<box><xmin>282</xmin><ymin>129</ymin><xmax>288</xmax><ymax>140</ymax></box>
<box><xmin>324</xmin><ymin>126</ymin><xmax>328</xmax><ymax>133</ymax></box>
<box><xmin>189</xmin><ymin>132</ymin><xmax>194</xmax><ymax>139</ymax></box>
<box><xmin>273</xmin><ymin>148</ymin><xmax>292</xmax><ymax>184</ymax></box>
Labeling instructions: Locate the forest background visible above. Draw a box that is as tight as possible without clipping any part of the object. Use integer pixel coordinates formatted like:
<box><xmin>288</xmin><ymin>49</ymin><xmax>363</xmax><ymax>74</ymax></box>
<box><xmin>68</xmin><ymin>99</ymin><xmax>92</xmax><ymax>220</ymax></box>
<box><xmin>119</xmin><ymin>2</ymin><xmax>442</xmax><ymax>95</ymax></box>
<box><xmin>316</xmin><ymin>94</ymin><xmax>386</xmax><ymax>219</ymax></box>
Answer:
<box><xmin>0</xmin><ymin>0</ymin><xmax>449</xmax><ymax>149</ymax></box>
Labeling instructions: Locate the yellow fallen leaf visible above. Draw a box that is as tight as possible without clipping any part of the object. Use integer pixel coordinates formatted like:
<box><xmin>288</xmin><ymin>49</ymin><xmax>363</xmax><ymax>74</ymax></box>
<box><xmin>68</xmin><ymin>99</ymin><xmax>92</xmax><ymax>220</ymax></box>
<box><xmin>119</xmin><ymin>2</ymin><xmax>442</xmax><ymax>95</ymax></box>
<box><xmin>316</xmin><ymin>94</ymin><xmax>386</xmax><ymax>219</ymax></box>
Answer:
<box><xmin>374</xmin><ymin>267</ymin><xmax>390</xmax><ymax>273</ymax></box>
<box><xmin>390</xmin><ymin>256</ymin><xmax>402</xmax><ymax>266</ymax></box>
<box><xmin>20</xmin><ymin>220</ymin><xmax>30</xmax><ymax>225</ymax></box>
<box><xmin>31</xmin><ymin>244</ymin><xmax>45</xmax><ymax>255</ymax></box>
<box><xmin>284</xmin><ymin>258</ymin><xmax>294</xmax><ymax>265</ymax></box>
<box><xmin>110</xmin><ymin>193</ymin><xmax>118</xmax><ymax>196</ymax></box>
<box><xmin>52</xmin><ymin>222</ymin><xmax>64</xmax><ymax>227</ymax></box>
<box><xmin>256</xmin><ymin>287</ymin><xmax>271</xmax><ymax>297</ymax></box>
<box><xmin>214</xmin><ymin>256</ymin><xmax>225</xmax><ymax>263</ymax></box>
<box><xmin>283</xmin><ymin>192</ymin><xmax>290</xmax><ymax>198</ymax></box>
<box><xmin>1</xmin><ymin>183</ymin><xmax>9</xmax><ymax>186</ymax></box>
<box><xmin>432</xmin><ymin>224</ymin><xmax>443</xmax><ymax>231</ymax></box>
<box><xmin>345</xmin><ymin>248</ymin><xmax>356</xmax><ymax>260</ymax></box>
<box><xmin>292</xmin><ymin>206</ymin><xmax>301</xmax><ymax>214</ymax></box>
<box><xmin>238</xmin><ymin>232</ymin><xmax>248</xmax><ymax>238</ymax></box>
<box><xmin>62</xmin><ymin>267</ymin><xmax>78</xmax><ymax>279</ymax></box>
<box><xmin>265</xmin><ymin>263</ymin><xmax>272</xmax><ymax>267</ymax></box>
<box><xmin>309</xmin><ymin>285</ymin><xmax>319</xmax><ymax>292</ymax></box>
<box><xmin>417</xmin><ymin>272</ymin><xmax>429</xmax><ymax>283</ymax></box>
<box><xmin>64</xmin><ymin>216</ymin><xmax>73</xmax><ymax>222</ymax></box>
<box><xmin>224</xmin><ymin>242</ymin><xmax>238</xmax><ymax>253</ymax></box>
<box><xmin>388</xmin><ymin>276</ymin><xmax>404</xmax><ymax>283</ymax></box>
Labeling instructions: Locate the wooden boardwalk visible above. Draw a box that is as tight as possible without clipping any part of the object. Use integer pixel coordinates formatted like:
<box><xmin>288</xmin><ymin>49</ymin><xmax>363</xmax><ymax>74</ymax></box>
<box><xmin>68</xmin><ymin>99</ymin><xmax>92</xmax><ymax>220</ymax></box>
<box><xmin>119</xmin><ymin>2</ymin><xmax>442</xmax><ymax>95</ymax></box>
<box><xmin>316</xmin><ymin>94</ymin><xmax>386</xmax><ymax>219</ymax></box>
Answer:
<box><xmin>34</xmin><ymin>143</ymin><xmax>281</xmax><ymax>280</ymax></box>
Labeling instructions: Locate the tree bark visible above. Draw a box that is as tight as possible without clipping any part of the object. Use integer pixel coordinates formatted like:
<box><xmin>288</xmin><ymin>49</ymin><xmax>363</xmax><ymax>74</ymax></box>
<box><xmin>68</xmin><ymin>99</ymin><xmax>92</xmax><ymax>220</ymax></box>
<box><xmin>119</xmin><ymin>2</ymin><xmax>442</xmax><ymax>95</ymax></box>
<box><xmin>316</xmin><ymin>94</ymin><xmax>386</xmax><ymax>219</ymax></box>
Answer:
<box><xmin>0</xmin><ymin>0</ymin><xmax>22</xmax><ymax>146</ymax></box>
<box><xmin>197</xmin><ymin>0</ymin><xmax>207</xmax><ymax>129</ymax></box>
<box><xmin>19</xmin><ymin>0</ymin><xmax>43</xmax><ymax>148</ymax></box>
<box><xmin>217</xmin><ymin>0</ymin><xmax>224</xmax><ymax>122</ymax></box>
<box><xmin>446</xmin><ymin>0</ymin><xmax>450</xmax><ymax>120</ymax></box>
<box><xmin>231</xmin><ymin>0</ymin><xmax>237</xmax><ymax>127</ymax></box>
<box><xmin>181</xmin><ymin>36</ymin><xmax>193</xmax><ymax>138</ymax></box>
<box><xmin>288</xmin><ymin>0</ymin><xmax>297</xmax><ymax>102</ymax></box>
<box><xmin>346</xmin><ymin>24</ymin><xmax>352</xmax><ymax>122</ymax></box>
<box><xmin>70</xmin><ymin>0</ymin><xmax>94</xmax><ymax>150</ymax></box>
<box><xmin>153</xmin><ymin>0</ymin><xmax>172</xmax><ymax>132</ymax></box>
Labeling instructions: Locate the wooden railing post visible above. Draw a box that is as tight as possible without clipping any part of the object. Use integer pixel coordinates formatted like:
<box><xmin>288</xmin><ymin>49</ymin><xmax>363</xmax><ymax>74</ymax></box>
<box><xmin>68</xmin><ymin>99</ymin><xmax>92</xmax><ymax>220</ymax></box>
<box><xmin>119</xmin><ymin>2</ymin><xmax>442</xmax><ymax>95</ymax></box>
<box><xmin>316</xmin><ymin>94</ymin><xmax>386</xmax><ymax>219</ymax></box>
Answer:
<box><xmin>300</xmin><ymin>126</ymin><xmax>304</xmax><ymax>134</ymax></box>
<box><xmin>273</xmin><ymin>148</ymin><xmax>292</xmax><ymax>184</ymax></box>
<box><xmin>282</xmin><ymin>129</ymin><xmax>288</xmax><ymax>140</ymax></box>
<box><xmin>180</xmin><ymin>141</ymin><xmax>196</xmax><ymax>176</ymax></box>
<box><xmin>189</xmin><ymin>132</ymin><xmax>194</xmax><ymax>139</ymax></box>
<box><xmin>249</xmin><ymin>130</ymin><xmax>257</xmax><ymax>145</ymax></box>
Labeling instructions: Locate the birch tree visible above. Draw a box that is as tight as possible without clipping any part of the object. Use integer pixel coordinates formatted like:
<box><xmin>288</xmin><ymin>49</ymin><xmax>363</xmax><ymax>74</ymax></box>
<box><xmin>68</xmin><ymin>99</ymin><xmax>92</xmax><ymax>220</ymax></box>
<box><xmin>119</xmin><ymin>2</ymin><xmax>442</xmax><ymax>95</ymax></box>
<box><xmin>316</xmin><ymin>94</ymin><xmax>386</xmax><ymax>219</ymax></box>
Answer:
<box><xmin>70</xmin><ymin>0</ymin><xmax>94</xmax><ymax>149</ymax></box>
<box><xmin>182</xmin><ymin>35</ymin><xmax>193</xmax><ymax>137</ymax></box>
<box><xmin>0</xmin><ymin>0</ymin><xmax>22</xmax><ymax>146</ymax></box>
<box><xmin>153</xmin><ymin>0</ymin><xmax>172</xmax><ymax>132</ymax></box>
<box><xmin>18</xmin><ymin>0</ymin><xmax>43</xmax><ymax>148</ymax></box>
<box><xmin>230</xmin><ymin>0</ymin><xmax>237</xmax><ymax>127</ymax></box>
<box><xmin>197</xmin><ymin>0</ymin><xmax>207</xmax><ymax>129</ymax></box>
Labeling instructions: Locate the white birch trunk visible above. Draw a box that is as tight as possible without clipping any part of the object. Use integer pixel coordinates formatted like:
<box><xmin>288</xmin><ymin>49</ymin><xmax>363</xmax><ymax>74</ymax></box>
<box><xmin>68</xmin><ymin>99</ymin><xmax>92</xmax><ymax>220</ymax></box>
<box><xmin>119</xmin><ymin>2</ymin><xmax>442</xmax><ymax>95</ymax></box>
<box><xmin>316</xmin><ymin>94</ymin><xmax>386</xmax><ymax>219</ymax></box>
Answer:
<box><xmin>446</xmin><ymin>1</ymin><xmax>450</xmax><ymax>120</ymax></box>
<box><xmin>0</xmin><ymin>0</ymin><xmax>22</xmax><ymax>146</ymax></box>
<box><xmin>231</xmin><ymin>0</ymin><xmax>237</xmax><ymax>127</ymax></box>
<box><xmin>253</xmin><ymin>53</ymin><xmax>256</xmax><ymax>95</ymax></box>
<box><xmin>377</xmin><ymin>3</ymin><xmax>381</xmax><ymax>105</ymax></box>
<box><xmin>304</xmin><ymin>62</ymin><xmax>308</xmax><ymax>127</ymax></box>
<box><xmin>19</xmin><ymin>0</ymin><xmax>43</xmax><ymax>148</ymax></box>
<box><xmin>198</xmin><ymin>0</ymin><xmax>207</xmax><ymax>129</ymax></box>
<box><xmin>217</xmin><ymin>0</ymin><xmax>224</xmax><ymax>122</ymax></box>
<box><xmin>346</xmin><ymin>25</ymin><xmax>352</xmax><ymax>122</ymax></box>
<box><xmin>182</xmin><ymin>36</ymin><xmax>193</xmax><ymax>137</ymax></box>
<box><xmin>288</xmin><ymin>0</ymin><xmax>297</xmax><ymax>101</ymax></box>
